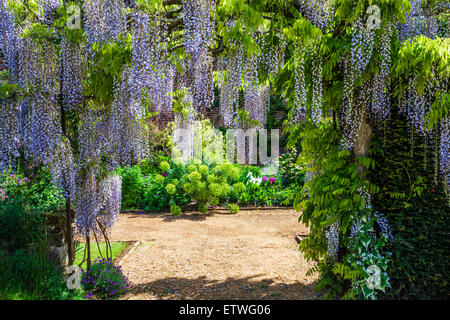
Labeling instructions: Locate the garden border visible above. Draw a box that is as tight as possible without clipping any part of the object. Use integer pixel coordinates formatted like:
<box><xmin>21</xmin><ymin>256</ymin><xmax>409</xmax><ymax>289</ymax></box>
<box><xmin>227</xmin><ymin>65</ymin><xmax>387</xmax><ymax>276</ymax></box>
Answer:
<box><xmin>116</xmin><ymin>240</ymin><xmax>141</xmax><ymax>266</ymax></box>
<box><xmin>121</xmin><ymin>207</ymin><xmax>295</xmax><ymax>214</ymax></box>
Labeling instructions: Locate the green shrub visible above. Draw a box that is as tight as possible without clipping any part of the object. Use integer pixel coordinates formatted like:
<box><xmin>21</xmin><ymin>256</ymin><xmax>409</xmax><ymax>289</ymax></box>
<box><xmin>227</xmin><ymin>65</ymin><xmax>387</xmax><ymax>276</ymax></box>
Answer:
<box><xmin>159</xmin><ymin>161</ymin><xmax>170</xmax><ymax>172</ymax></box>
<box><xmin>81</xmin><ymin>258</ymin><xmax>129</xmax><ymax>299</ymax></box>
<box><xmin>154</xmin><ymin>174</ymin><xmax>165</xmax><ymax>184</ymax></box>
<box><xmin>139</xmin><ymin>175</ymin><xmax>169</xmax><ymax>211</ymax></box>
<box><xmin>209</xmin><ymin>197</ymin><xmax>219</xmax><ymax>206</ymax></box>
<box><xmin>228</xmin><ymin>204</ymin><xmax>239</xmax><ymax>214</ymax></box>
<box><xmin>232</xmin><ymin>182</ymin><xmax>246</xmax><ymax>194</ymax></box>
<box><xmin>238</xmin><ymin>174</ymin><xmax>287</xmax><ymax>206</ymax></box>
<box><xmin>138</xmin><ymin>151</ymin><xmax>171</xmax><ymax>175</ymax></box>
<box><xmin>198</xmin><ymin>203</ymin><xmax>208</xmax><ymax>213</ymax></box>
<box><xmin>0</xmin><ymin>249</ymin><xmax>84</xmax><ymax>300</ymax></box>
<box><xmin>170</xmin><ymin>205</ymin><xmax>181</xmax><ymax>216</ymax></box>
<box><xmin>198</xmin><ymin>164</ymin><xmax>209</xmax><ymax>175</ymax></box>
<box><xmin>116</xmin><ymin>166</ymin><xmax>145</xmax><ymax>209</ymax></box>
<box><xmin>279</xmin><ymin>148</ymin><xmax>305</xmax><ymax>187</ymax></box>
<box><xmin>119</xmin><ymin>156</ymin><xmax>298</xmax><ymax>214</ymax></box>
<box><xmin>174</xmin><ymin>163</ymin><xmax>242</xmax><ymax>213</ymax></box>
<box><xmin>0</xmin><ymin>204</ymin><xmax>45</xmax><ymax>252</ymax></box>
<box><xmin>141</xmin><ymin>159</ymin><xmax>191</xmax><ymax>212</ymax></box>
<box><xmin>165</xmin><ymin>183</ymin><xmax>176</xmax><ymax>195</ymax></box>
<box><xmin>118</xmin><ymin>159</ymin><xmax>191</xmax><ymax>212</ymax></box>
<box><xmin>0</xmin><ymin>167</ymin><xmax>64</xmax><ymax>212</ymax></box>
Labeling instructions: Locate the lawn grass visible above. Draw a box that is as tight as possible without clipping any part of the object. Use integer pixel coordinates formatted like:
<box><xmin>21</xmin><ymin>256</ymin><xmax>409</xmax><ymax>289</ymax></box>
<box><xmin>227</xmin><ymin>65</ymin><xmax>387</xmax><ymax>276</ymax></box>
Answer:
<box><xmin>74</xmin><ymin>241</ymin><xmax>130</xmax><ymax>269</ymax></box>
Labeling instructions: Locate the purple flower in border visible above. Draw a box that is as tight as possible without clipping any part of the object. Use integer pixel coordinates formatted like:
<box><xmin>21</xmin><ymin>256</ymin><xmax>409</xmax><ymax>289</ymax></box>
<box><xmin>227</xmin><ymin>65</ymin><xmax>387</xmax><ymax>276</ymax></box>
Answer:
<box><xmin>261</xmin><ymin>176</ymin><xmax>268</xmax><ymax>182</ymax></box>
<box><xmin>162</xmin><ymin>173</ymin><xmax>168</xmax><ymax>177</ymax></box>
<box><xmin>269</xmin><ymin>177</ymin><xmax>276</xmax><ymax>183</ymax></box>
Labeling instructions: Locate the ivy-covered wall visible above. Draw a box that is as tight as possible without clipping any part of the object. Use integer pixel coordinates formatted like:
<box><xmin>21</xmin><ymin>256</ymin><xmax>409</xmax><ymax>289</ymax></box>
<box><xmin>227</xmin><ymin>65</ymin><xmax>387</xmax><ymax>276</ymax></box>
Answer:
<box><xmin>370</xmin><ymin>107</ymin><xmax>449</xmax><ymax>299</ymax></box>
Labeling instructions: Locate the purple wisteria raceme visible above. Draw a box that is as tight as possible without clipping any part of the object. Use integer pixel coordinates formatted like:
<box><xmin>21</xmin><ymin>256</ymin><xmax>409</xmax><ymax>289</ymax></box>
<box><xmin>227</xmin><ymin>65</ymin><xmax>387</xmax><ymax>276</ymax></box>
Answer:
<box><xmin>396</xmin><ymin>0</ymin><xmax>440</xmax><ymax>42</ymax></box>
<box><xmin>97</xmin><ymin>174</ymin><xmax>122</xmax><ymax>230</ymax></box>
<box><xmin>39</xmin><ymin>0</ymin><xmax>61</xmax><ymax>27</ymax></box>
<box><xmin>0</xmin><ymin>1</ymin><xmax>26</xmax><ymax>168</ymax></box>
<box><xmin>77</xmin><ymin>106</ymin><xmax>103</xmax><ymax>168</ymax></box>
<box><xmin>0</xmin><ymin>0</ymin><xmax>20</xmax><ymax>79</ymax></box>
<box><xmin>297</xmin><ymin>0</ymin><xmax>334</xmax><ymax>32</ymax></box>
<box><xmin>371</xmin><ymin>24</ymin><xmax>393</xmax><ymax>123</ymax></box>
<box><xmin>219</xmin><ymin>45</ymin><xmax>243</xmax><ymax>127</ymax></box>
<box><xmin>311</xmin><ymin>46</ymin><xmax>323</xmax><ymax>125</ymax></box>
<box><xmin>50</xmin><ymin>137</ymin><xmax>76</xmax><ymax>199</ymax></box>
<box><xmin>130</xmin><ymin>11</ymin><xmax>174</xmax><ymax>114</ymax></box>
<box><xmin>182</xmin><ymin>0</ymin><xmax>216</xmax><ymax>112</ymax></box>
<box><xmin>109</xmin><ymin>66</ymin><xmax>149</xmax><ymax>168</ymax></box>
<box><xmin>0</xmin><ymin>96</ymin><xmax>21</xmax><ymax>170</ymax></box>
<box><xmin>243</xmin><ymin>50</ymin><xmax>267</xmax><ymax>127</ymax></box>
<box><xmin>192</xmin><ymin>50</ymin><xmax>214</xmax><ymax>112</ymax></box>
<box><xmin>182</xmin><ymin>0</ymin><xmax>215</xmax><ymax>66</ymax></box>
<box><xmin>374</xmin><ymin>212</ymin><xmax>394</xmax><ymax>242</ymax></box>
<box><xmin>340</xmin><ymin>17</ymin><xmax>376</xmax><ymax>149</ymax></box>
<box><xmin>292</xmin><ymin>44</ymin><xmax>307</xmax><ymax>123</ymax></box>
<box><xmin>325</xmin><ymin>220</ymin><xmax>340</xmax><ymax>259</ymax></box>
<box><xmin>75</xmin><ymin>167</ymin><xmax>99</xmax><ymax>238</ymax></box>
<box><xmin>83</xmin><ymin>0</ymin><xmax>127</xmax><ymax>57</ymax></box>
<box><xmin>60</xmin><ymin>34</ymin><xmax>84</xmax><ymax>110</ymax></box>
<box><xmin>20</xmin><ymin>38</ymin><xmax>62</xmax><ymax>165</ymax></box>
<box><xmin>401</xmin><ymin>76</ymin><xmax>426</xmax><ymax>136</ymax></box>
<box><xmin>268</xmin><ymin>36</ymin><xmax>286</xmax><ymax>80</ymax></box>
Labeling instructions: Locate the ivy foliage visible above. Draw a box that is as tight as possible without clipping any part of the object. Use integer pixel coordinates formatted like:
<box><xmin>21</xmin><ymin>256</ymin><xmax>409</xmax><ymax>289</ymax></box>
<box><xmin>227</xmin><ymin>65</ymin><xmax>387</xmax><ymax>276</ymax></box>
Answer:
<box><xmin>370</xmin><ymin>106</ymin><xmax>449</xmax><ymax>299</ymax></box>
<box><xmin>292</xmin><ymin>119</ymin><xmax>389</xmax><ymax>299</ymax></box>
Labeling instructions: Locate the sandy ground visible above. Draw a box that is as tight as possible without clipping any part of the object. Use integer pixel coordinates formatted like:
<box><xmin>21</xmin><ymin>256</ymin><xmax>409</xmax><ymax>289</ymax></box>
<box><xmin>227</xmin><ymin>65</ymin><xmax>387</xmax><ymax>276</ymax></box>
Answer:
<box><xmin>109</xmin><ymin>208</ymin><xmax>319</xmax><ymax>300</ymax></box>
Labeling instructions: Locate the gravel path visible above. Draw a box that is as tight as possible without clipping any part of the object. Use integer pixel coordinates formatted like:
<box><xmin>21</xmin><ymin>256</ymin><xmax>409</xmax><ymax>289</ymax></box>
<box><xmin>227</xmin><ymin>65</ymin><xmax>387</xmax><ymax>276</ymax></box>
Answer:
<box><xmin>109</xmin><ymin>208</ymin><xmax>318</xmax><ymax>300</ymax></box>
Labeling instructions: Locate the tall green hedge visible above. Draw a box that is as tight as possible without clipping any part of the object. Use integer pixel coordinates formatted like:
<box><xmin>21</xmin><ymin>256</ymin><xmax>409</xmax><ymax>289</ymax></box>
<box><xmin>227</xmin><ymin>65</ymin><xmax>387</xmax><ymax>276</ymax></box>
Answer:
<box><xmin>370</xmin><ymin>107</ymin><xmax>449</xmax><ymax>299</ymax></box>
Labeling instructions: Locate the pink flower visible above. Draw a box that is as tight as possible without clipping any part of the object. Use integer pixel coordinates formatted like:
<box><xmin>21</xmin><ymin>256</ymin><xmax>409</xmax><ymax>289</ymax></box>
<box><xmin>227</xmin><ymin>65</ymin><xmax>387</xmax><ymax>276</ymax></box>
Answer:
<box><xmin>261</xmin><ymin>177</ymin><xmax>268</xmax><ymax>182</ymax></box>
<box><xmin>269</xmin><ymin>177</ymin><xmax>276</xmax><ymax>183</ymax></box>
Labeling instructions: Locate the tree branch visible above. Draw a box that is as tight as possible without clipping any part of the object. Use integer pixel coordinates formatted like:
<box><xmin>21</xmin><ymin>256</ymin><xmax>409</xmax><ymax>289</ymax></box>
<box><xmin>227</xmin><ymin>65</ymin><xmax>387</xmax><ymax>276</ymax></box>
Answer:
<box><xmin>211</xmin><ymin>37</ymin><xmax>225</xmax><ymax>56</ymax></box>
<box><xmin>167</xmin><ymin>8</ymin><xmax>182</xmax><ymax>19</ymax></box>
<box><xmin>163</xmin><ymin>0</ymin><xmax>182</xmax><ymax>6</ymax></box>
<box><xmin>23</xmin><ymin>0</ymin><xmax>44</xmax><ymax>24</ymax></box>
<box><xmin>167</xmin><ymin>19</ymin><xmax>183</xmax><ymax>33</ymax></box>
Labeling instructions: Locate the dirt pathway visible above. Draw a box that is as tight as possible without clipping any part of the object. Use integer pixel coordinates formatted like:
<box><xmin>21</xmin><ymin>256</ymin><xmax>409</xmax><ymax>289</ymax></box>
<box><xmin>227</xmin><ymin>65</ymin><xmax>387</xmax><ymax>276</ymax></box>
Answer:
<box><xmin>109</xmin><ymin>208</ymin><xmax>319</xmax><ymax>300</ymax></box>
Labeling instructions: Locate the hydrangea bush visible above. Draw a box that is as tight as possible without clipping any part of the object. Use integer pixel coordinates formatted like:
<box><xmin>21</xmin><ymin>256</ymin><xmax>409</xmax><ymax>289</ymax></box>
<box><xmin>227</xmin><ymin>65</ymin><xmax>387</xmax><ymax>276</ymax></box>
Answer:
<box><xmin>178</xmin><ymin>162</ymin><xmax>242</xmax><ymax>214</ymax></box>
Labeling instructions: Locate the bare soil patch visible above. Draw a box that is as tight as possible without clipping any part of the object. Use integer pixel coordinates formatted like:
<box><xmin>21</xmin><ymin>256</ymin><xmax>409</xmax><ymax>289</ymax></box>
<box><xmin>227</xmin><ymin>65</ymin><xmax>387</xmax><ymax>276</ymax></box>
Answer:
<box><xmin>109</xmin><ymin>208</ymin><xmax>319</xmax><ymax>300</ymax></box>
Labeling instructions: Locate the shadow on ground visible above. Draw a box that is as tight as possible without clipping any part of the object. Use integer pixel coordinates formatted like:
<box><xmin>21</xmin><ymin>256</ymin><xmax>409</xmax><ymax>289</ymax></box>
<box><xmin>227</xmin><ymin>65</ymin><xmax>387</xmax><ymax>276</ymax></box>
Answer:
<box><xmin>124</xmin><ymin>210</ymin><xmax>244</xmax><ymax>222</ymax></box>
<box><xmin>125</xmin><ymin>275</ymin><xmax>319</xmax><ymax>300</ymax></box>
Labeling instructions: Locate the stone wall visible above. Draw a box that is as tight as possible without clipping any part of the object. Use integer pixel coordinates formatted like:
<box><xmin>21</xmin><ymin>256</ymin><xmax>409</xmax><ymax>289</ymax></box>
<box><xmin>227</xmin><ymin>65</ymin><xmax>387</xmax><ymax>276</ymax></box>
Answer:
<box><xmin>44</xmin><ymin>209</ymin><xmax>70</xmax><ymax>266</ymax></box>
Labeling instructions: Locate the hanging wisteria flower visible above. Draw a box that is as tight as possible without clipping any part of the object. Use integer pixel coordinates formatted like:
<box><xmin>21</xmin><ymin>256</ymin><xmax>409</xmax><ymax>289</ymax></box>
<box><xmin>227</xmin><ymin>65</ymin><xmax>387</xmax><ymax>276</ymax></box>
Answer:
<box><xmin>292</xmin><ymin>44</ymin><xmax>307</xmax><ymax>123</ymax></box>
<box><xmin>325</xmin><ymin>220</ymin><xmax>340</xmax><ymax>259</ymax></box>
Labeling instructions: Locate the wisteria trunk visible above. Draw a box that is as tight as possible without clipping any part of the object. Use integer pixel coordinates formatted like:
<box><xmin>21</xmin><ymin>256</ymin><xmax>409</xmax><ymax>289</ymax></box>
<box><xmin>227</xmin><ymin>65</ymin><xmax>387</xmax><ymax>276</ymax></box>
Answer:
<box><xmin>66</xmin><ymin>198</ymin><xmax>74</xmax><ymax>266</ymax></box>
<box><xmin>86</xmin><ymin>236</ymin><xmax>91</xmax><ymax>271</ymax></box>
